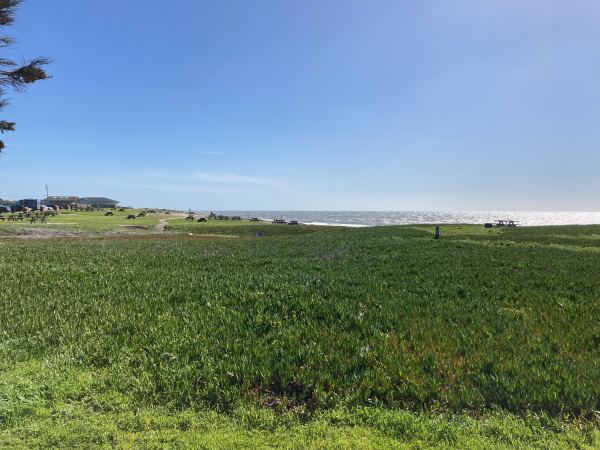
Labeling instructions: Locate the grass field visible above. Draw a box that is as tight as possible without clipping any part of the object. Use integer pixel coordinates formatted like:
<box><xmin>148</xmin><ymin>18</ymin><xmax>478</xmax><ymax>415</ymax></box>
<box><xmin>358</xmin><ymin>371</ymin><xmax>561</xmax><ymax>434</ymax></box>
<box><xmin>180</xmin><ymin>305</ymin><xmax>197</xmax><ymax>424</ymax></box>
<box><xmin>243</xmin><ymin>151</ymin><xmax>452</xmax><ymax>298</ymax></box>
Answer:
<box><xmin>0</xmin><ymin>220</ymin><xmax>599</xmax><ymax>448</ymax></box>
<box><xmin>0</xmin><ymin>209</ymin><xmax>173</xmax><ymax>234</ymax></box>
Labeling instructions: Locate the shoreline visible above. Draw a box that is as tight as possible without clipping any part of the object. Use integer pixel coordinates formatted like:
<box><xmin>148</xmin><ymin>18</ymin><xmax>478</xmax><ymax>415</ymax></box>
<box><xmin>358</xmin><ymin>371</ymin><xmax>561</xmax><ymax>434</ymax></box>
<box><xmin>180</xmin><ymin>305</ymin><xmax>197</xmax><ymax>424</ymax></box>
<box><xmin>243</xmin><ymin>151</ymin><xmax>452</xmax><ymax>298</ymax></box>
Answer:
<box><xmin>232</xmin><ymin>211</ymin><xmax>600</xmax><ymax>228</ymax></box>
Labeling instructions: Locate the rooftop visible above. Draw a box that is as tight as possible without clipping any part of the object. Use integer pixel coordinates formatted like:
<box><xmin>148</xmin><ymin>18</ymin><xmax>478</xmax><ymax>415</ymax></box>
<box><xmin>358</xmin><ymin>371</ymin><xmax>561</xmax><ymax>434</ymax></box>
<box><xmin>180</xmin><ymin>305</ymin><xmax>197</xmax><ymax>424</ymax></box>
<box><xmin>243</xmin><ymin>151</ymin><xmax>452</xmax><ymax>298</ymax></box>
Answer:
<box><xmin>43</xmin><ymin>196</ymin><xmax>79</xmax><ymax>202</ymax></box>
<box><xmin>79</xmin><ymin>197</ymin><xmax>119</xmax><ymax>203</ymax></box>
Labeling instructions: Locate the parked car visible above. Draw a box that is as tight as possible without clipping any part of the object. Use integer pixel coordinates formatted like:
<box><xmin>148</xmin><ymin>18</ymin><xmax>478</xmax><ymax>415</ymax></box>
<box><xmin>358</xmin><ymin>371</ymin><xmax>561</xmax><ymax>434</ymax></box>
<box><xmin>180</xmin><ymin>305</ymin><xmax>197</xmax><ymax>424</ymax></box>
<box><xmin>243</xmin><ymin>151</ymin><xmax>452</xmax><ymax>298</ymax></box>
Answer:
<box><xmin>0</xmin><ymin>205</ymin><xmax>11</xmax><ymax>213</ymax></box>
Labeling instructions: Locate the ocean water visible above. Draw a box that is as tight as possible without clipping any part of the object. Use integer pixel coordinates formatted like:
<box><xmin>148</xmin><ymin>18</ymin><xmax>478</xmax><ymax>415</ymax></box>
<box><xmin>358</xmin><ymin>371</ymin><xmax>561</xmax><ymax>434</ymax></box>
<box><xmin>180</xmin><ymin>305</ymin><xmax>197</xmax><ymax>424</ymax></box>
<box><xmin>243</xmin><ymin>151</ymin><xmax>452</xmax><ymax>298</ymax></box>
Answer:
<box><xmin>209</xmin><ymin>211</ymin><xmax>600</xmax><ymax>227</ymax></box>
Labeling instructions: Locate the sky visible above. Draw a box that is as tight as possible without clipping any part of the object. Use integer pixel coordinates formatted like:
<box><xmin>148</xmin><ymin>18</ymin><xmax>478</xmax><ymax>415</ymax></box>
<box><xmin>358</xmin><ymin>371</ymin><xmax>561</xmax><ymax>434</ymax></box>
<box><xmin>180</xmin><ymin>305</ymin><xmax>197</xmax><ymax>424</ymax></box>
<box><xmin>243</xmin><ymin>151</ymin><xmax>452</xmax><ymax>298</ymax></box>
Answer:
<box><xmin>0</xmin><ymin>0</ymin><xmax>599</xmax><ymax>211</ymax></box>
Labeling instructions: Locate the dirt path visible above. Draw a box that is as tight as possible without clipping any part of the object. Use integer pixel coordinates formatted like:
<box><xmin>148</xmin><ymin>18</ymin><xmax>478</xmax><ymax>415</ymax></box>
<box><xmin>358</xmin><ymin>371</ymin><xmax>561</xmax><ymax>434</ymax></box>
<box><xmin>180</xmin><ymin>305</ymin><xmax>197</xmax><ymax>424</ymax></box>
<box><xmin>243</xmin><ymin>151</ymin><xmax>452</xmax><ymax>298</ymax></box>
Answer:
<box><xmin>155</xmin><ymin>219</ymin><xmax>169</xmax><ymax>232</ymax></box>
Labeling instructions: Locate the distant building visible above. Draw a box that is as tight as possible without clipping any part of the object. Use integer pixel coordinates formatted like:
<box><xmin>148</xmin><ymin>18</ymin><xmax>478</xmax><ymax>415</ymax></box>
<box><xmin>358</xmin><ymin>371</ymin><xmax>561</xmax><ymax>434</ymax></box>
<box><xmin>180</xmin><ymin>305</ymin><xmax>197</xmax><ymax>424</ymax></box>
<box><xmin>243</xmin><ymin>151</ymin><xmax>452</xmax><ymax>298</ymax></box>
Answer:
<box><xmin>78</xmin><ymin>197</ymin><xmax>119</xmax><ymax>208</ymax></box>
<box><xmin>41</xmin><ymin>196</ymin><xmax>80</xmax><ymax>209</ymax></box>
<box><xmin>14</xmin><ymin>198</ymin><xmax>39</xmax><ymax>211</ymax></box>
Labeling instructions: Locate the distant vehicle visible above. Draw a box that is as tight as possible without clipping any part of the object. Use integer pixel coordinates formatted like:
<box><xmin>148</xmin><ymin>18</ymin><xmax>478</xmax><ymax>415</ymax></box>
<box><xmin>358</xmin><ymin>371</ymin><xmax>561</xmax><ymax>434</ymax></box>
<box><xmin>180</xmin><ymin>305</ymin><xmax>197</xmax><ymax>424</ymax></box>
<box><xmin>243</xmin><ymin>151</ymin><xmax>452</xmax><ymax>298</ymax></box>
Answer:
<box><xmin>14</xmin><ymin>199</ymin><xmax>39</xmax><ymax>212</ymax></box>
<box><xmin>0</xmin><ymin>205</ymin><xmax>10</xmax><ymax>213</ymax></box>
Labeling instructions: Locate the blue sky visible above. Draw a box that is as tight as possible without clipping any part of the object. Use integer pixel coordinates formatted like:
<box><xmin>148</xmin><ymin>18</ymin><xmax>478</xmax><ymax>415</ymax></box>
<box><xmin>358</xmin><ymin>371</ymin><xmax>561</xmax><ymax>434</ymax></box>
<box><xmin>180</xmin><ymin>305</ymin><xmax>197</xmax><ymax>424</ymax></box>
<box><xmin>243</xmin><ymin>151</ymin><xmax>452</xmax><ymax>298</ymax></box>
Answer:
<box><xmin>1</xmin><ymin>0</ymin><xmax>599</xmax><ymax>211</ymax></box>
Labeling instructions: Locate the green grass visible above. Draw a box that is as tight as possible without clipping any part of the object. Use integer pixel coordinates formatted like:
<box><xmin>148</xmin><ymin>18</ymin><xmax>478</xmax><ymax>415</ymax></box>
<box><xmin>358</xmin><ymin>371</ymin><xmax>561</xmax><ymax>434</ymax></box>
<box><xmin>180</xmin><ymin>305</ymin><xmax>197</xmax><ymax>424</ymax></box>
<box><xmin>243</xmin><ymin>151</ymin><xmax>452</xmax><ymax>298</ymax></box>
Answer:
<box><xmin>0</xmin><ymin>209</ymin><xmax>171</xmax><ymax>234</ymax></box>
<box><xmin>1</xmin><ymin>223</ymin><xmax>599</xmax><ymax>447</ymax></box>
<box><xmin>1</xmin><ymin>361</ymin><xmax>596</xmax><ymax>449</ymax></box>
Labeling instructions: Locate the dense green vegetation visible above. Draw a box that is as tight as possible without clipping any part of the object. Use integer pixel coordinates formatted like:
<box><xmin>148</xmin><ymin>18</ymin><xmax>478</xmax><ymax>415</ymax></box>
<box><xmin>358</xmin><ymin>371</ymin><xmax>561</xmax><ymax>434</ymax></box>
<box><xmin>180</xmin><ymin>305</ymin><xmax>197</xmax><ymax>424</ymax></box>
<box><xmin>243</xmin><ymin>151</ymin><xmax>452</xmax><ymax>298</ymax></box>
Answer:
<box><xmin>1</xmin><ymin>223</ymin><xmax>599</xmax><ymax>447</ymax></box>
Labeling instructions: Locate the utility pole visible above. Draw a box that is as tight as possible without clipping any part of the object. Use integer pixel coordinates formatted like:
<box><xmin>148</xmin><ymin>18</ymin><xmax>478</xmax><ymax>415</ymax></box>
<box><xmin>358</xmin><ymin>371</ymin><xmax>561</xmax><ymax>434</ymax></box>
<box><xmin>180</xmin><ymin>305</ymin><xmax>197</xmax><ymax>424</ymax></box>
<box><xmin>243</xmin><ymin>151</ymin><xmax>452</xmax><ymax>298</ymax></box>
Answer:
<box><xmin>44</xmin><ymin>184</ymin><xmax>48</xmax><ymax>198</ymax></box>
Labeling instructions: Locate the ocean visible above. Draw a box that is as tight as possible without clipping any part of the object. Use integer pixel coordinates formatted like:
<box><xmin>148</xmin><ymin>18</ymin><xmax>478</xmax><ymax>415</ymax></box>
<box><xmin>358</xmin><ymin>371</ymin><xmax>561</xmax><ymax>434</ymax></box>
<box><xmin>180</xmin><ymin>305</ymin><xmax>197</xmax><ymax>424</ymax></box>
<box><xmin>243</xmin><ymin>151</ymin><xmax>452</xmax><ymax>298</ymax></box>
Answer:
<box><xmin>208</xmin><ymin>211</ymin><xmax>600</xmax><ymax>227</ymax></box>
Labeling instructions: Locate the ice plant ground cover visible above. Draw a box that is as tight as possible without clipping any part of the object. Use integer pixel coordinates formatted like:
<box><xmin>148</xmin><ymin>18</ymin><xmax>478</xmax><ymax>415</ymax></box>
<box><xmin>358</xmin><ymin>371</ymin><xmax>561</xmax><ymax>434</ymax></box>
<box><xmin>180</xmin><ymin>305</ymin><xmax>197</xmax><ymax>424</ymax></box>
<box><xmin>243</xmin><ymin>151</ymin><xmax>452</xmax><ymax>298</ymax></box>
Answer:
<box><xmin>0</xmin><ymin>221</ymin><xmax>599</xmax><ymax>448</ymax></box>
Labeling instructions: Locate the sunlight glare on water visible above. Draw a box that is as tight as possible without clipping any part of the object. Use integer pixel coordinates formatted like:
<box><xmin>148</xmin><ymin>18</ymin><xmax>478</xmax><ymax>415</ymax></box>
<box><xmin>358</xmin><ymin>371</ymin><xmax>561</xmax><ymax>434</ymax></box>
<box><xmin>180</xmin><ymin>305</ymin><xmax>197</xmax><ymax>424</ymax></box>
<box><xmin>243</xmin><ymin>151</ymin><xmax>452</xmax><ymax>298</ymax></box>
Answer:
<box><xmin>211</xmin><ymin>211</ymin><xmax>600</xmax><ymax>227</ymax></box>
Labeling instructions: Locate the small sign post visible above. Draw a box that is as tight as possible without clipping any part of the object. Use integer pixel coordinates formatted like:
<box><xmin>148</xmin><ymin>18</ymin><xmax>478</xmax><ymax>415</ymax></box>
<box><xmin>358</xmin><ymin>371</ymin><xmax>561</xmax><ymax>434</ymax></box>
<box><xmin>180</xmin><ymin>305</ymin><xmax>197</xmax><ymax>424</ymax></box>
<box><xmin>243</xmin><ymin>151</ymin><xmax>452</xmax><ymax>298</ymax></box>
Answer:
<box><xmin>435</xmin><ymin>225</ymin><xmax>440</xmax><ymax>239</ymax></box>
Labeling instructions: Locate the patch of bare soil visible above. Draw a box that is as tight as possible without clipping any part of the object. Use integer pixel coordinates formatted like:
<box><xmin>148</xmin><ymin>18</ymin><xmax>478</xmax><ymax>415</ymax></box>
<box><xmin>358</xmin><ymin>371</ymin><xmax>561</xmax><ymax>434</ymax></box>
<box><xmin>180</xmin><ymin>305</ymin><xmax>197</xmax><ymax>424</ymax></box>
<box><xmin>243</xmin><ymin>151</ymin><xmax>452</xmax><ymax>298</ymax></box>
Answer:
<box><xmin>1</xmin><ymin>228</ymin><xmax>87</xmax><ymax>239</ymax></box>
<box><xmin>154</xmin><ymin>219</ymin><xmax>168</xmax><ymax>232</ymax></box>
<box><xmin>0</xmin><ymin>227</ymin><xmax>126</xmax><ymax>239</ymax></box>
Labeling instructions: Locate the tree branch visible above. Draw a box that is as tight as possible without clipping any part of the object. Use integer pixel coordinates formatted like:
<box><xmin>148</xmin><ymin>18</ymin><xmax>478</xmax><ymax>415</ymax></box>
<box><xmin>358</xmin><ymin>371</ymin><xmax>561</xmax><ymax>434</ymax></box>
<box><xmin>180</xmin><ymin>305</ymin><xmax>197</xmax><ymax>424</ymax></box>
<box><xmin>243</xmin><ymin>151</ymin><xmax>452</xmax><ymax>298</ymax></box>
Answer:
<box><xmin>0</xmin><ymin>1</ymin><xmax>49</xmax><ymax>153</ymax></box>
<box><xmin>0</xmin><ymin>0</ymin><xmax>22</xmax><ymax>26</ymax></box>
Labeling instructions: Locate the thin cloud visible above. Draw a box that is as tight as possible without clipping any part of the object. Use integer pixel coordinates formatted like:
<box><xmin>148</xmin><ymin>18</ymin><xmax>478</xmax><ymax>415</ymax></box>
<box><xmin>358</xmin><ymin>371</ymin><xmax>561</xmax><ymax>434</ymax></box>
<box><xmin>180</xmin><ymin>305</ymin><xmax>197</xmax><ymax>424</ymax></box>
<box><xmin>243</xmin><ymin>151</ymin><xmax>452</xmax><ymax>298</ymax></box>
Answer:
<box><xmin>116</xmin><ymin>170</ymin><xmax>280</xmax><ymax>188</ymax></box>
<box><xmin>200</xmin><ymin>151</ymin><xmax>226</xmax><ymax>156</ymax></box>
<box><xmin>115</xmin><ymin>183</ymin><xmax>241</xmax><ymax>194</ymax></box>
<box><xmin>188</xmin><ymin>172</ymin><xmax>273</xmax><ymax>186</ymax></box>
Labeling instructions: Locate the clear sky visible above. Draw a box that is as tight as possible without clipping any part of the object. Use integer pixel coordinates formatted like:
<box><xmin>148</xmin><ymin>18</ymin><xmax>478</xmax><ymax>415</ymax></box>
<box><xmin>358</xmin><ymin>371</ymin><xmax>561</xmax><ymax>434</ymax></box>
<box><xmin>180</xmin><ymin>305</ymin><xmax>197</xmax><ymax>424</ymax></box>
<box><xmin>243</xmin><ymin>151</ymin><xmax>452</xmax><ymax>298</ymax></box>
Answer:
<box><xmin>1</xmin><ymin>0</ymin><xmax>599</xmax><ymax>211</ymax></box>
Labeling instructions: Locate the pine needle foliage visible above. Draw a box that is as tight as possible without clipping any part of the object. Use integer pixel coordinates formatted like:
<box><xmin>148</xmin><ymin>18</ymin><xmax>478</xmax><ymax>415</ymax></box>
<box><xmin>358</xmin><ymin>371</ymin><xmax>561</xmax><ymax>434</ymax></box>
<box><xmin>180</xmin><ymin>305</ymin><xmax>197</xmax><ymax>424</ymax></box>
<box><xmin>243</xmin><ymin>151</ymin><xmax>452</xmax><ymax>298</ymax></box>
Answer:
<box><xmin>0</xmin><ymin>0</ymin><xmax>49</xmax><ymax>151</ymax></box>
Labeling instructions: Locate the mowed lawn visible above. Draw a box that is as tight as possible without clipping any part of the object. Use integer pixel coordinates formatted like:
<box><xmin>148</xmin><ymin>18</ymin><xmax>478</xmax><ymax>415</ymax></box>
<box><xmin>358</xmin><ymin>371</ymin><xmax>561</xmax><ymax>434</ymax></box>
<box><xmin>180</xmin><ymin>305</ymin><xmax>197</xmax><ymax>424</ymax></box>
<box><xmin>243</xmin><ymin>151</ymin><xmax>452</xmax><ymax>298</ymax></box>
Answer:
<box><xmin>0</xmin><ymin>223</ymin><xmax>599</xmax><ymax>448</ymax></box>
<box><xmin>0</xmin><ymin>209</ymin><xmax>172</xmax><ymax>234</ymax></box>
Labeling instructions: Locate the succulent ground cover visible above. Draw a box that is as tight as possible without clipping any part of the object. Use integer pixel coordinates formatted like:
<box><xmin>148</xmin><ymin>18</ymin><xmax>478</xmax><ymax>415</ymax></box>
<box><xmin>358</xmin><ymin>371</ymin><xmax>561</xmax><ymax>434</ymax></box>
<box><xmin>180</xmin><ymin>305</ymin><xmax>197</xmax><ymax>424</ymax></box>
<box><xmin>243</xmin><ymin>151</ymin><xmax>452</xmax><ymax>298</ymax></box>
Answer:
<box><xmin>0</xmin><ymin>223</ymin><xmax>598</xmax><ymax>448</ymax></box>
